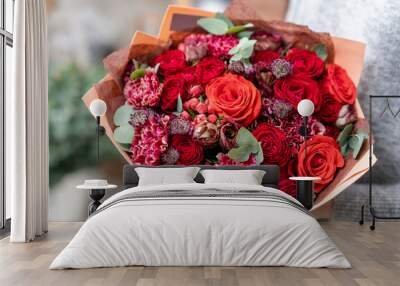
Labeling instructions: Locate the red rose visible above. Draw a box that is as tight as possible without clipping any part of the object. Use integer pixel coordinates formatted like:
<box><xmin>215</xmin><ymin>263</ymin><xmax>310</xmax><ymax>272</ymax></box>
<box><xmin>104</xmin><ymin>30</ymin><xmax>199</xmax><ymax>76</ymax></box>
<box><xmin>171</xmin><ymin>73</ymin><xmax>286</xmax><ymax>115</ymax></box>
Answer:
<box><xmin>252</xmin><ymin>123</ymin><xmax>292</xmax><ymax>166</ymax></box>
<box><xmin>153</xmin><ymin>49</ymin><xmax>187</xmax><ymax>76</ymax></box>
<box><xmin>285</xmin><ymin>48</ymin><xmax>324</xmax><ymax>78</ymax></box>
<box><xmin>171</xmin><ymin>134</ymin><xmax>204</xmax><ymax>165</ymax></box>
<box><xmin>251</xmin><ymin>50</ymin><xmax>280</xmax><ymax>65</ymax></box>
<box><xmin>206</xmin><ymin>74</ymin><xmax>261</xmax><ymax>127</ymax></box>
<box><xmin>321</xmin><ymin>64</ymin><xmax>356</xmax><ymax>104</ymax></box>
<box><xmin>196</xmin><ymin>56</ymin><xmax>225</xmax><ymax>84</ymax></box>
<box><xmin>297</xmin><ymin>135</ymin><xmax>344</xmax><ymax>192</ymax></box>
<box><xmin>161</xmin><ymin>74</ymin><xmax>187</xmax><ymax>112</ymax></box>
<box><xmin>274</xmin><ymin>75</ymin><xmax>322</xmax><ymax>111</ymax></box>
<box><xmin>317</xmin><ymin>89</ymin><xmax>342</xmax><ymax>123</ymax></box>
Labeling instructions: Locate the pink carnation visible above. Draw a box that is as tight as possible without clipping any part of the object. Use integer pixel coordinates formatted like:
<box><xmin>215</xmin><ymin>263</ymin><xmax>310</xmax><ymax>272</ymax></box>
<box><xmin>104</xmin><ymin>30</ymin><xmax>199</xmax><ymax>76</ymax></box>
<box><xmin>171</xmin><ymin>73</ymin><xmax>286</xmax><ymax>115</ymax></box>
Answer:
<box><xmin>130</xmin><ymin>113</ymin><xmax>170</xmax><ymax>165</ymax></box>
<box><xmin>207</xmin><ymin>35</ymin><xmax>239</xmax><ymax>59</ymax></box>
<box><xmin>216</xmin><ymin>153</ymin><xmax>257</xmax><ymax>166</ymax></box>
<box><xmin>123</xmin><ymin>72</ymin><xmax>162</xmax><ymax>108</ymax></box>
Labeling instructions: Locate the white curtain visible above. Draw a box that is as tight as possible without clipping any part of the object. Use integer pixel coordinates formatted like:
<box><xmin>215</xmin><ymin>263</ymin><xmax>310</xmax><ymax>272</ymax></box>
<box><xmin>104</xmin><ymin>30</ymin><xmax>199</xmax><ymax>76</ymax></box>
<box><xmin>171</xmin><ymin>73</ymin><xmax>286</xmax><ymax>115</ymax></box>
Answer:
<box><xmin>7</xmin><ymin>0</ymin><xmax>48</xmax><ymax>242</ymax></box>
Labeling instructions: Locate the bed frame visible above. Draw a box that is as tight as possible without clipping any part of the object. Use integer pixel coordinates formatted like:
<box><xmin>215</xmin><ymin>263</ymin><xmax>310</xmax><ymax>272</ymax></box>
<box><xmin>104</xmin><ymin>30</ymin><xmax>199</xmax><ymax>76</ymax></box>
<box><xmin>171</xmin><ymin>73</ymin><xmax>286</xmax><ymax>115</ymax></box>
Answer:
<box><xmin>122</xmin><ymin>165</ymin><xmax>280</xmax><ymax>189</ymax></box>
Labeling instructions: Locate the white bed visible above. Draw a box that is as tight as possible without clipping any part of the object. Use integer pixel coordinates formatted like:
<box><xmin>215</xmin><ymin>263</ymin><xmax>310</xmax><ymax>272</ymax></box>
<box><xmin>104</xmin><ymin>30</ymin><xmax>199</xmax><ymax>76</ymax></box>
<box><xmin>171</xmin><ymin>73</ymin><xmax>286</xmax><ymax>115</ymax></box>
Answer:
<box><xmin>50</xmin><ymin>183</ymin><xmax>350</xmax><ymax>269</ymax></box>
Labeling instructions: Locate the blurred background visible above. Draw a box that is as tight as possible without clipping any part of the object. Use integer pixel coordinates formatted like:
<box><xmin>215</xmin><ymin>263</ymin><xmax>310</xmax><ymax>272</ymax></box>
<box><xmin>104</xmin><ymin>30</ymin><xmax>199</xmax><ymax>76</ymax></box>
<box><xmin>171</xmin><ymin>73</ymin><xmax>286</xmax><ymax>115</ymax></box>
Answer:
<box><xmin>46</xmin><ymin>0</ymin><xmax>400</xmax><ymax>221</ymax></box>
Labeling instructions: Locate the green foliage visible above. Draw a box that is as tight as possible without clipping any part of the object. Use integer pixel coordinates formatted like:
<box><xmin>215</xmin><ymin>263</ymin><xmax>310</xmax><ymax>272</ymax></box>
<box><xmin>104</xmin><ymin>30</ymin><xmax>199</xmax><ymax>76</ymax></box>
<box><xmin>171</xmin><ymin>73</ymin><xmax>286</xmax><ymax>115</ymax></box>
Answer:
<box><xmin>313</xmin><ymin>44</ymin><xmax>328</xmax><ymax>61</ymax></box>
<box><xmin>197</xmin><ymin>17</ymin><xmax>229</xmax><ymax>35</ymax></box>
<box><xmin>197</xmin><ymin>14</ymin><xmax>253</xmax><ymax>36</ymax></box>
<box><xmin>337</xmin><ymin>123</ymin><xmax>368</xmax><ymax>159</ymax></box>
<box><xmin>176</xmin><ymin>95</ymin><xmax>183</xmax><ymax>113</ymax></box>
<box><xmin>114</xmin><ymin>125</ymin><xmax>135</xmax><ymax>144</ymax></box>
<box><xmin>228</xmin><ymin>37</ymin><xmax>257</xmax><ymax>64</ymax></box>
<box><xmin>113</xmin><ymin>104</ymin><xmax>134</xmax><ymax>126</ymax></box>
<box><xmin>227</xmin><ymin>127</ymin><xmax>263</xmax><ymax>164</ymax></box>
<box><xmin>48</xmin><ymin>63</ymin><xmax>120</xmax><ymax>186</ymax></box>
<box><xmin>130</xmin><ymin>68</ymin><xmax>145</xmax><ymax>80</ymax></box>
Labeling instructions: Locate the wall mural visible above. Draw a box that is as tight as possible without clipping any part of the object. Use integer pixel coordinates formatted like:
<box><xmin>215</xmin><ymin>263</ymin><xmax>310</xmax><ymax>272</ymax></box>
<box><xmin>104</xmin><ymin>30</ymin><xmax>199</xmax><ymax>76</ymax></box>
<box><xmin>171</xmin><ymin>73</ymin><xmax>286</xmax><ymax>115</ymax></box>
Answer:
<box><xmin>82</xmin><ymin>4</ymin><xmax>372</xmax><ymax>208</ymax></box>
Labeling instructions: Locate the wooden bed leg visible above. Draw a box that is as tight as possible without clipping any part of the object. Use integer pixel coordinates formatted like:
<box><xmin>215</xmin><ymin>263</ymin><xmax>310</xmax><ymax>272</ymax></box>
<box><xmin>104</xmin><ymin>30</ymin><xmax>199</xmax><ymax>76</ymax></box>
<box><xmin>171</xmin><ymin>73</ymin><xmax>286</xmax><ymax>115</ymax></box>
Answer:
<box><xmin>312</xmin><ymin>200</ymin><xmax>334</xmax><ymax>221</ymax></box>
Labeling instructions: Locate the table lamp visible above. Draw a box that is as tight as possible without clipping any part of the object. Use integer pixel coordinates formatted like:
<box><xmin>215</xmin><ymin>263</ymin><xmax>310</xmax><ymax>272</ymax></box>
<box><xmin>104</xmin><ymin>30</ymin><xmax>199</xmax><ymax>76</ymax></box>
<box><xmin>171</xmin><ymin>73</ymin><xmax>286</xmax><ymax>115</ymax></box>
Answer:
<box><xmin>89</xmin><ymin>99</ymin><xmax>107</xmax><ymax>161</ymax></box>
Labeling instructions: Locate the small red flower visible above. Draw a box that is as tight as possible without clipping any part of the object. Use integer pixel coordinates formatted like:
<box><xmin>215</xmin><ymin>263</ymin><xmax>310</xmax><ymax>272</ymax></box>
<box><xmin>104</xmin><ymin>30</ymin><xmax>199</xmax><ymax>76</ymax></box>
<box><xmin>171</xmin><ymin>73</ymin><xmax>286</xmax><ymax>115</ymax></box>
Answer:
<box><xmin>321</xmin><ymin>64</ymin><xmax>356</xmax><ymax>104</ymax></box>
<box><xmin>171</xmin><ymin>134</ymin><xmax>204</xmax><ymax>165</ymax></box>
<box><xmin>285</xmin><ymin>48</ymin><xmax>325</xmax><ymax>78</ymax></box>
<box><xmin>251</xmin><ymin>50</ymin><xmax>280</xmax><ymax>65</ymax></box>
<box><xmin>196</xmin><ymin>56</ymin><xmax>225</xmax><ymax>84</ymax></box>
<box><xmin>152</xmin><ymin>49</ymin><xmax>187</xmax><ymax>76</ymax></box>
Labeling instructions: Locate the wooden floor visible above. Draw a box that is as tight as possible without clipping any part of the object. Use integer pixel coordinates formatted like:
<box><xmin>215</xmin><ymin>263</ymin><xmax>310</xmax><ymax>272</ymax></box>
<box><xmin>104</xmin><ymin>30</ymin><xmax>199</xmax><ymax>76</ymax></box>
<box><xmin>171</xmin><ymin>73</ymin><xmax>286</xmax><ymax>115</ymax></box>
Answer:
<box><xmin>0</xmin><ymin>221</ymin><xmax>399</xmax><ymax>286</ymax></box>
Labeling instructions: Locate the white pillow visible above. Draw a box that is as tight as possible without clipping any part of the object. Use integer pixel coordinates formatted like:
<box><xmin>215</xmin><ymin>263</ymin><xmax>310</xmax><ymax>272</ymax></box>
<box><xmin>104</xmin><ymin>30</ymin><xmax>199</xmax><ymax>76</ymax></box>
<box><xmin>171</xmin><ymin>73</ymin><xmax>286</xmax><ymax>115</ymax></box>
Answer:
<box><xmin>200</xmin><ymin>169</ymin><xmax>266</xmax><ymax>185</ymax></box>
<box><xmin>135</xmin><ymin>167</ymin><xmax>200</xmax><ymax>186</ymax></box>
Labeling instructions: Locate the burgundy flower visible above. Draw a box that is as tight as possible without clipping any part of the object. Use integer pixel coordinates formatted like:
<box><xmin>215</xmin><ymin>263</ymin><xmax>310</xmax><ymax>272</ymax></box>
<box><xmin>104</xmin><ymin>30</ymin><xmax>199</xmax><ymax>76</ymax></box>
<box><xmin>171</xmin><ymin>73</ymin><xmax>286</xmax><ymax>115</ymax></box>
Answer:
<box><xmin>219</xmin><ymin>120</ymin><xmax>240</xmax><ymax>151</ymax></box>
<box><xmin>251</xmin><ymin>50</ymin><xmax>280</xmax><ymax>65</ymax></box>
<box><xmin>251</xmin><ymin>31</ymin><xmax>282</xmax><ymax>51</ymax></box>
<box><xmin>171</xmin><ymin>135</ymin><xmax>204</xmax><ymax>165</ymax></box>
<box><xmin>207</xmin><ymin>35</ymin><xmax>239</xmax><ymax>59</ymax></box>
<box><xmin>196</xmin><ymin>56</ymin><xmax>225</xmax><ymax>84</ymax></box>
<box><xmin>193</xmin><ymin>121</ymin><xmax>219</xmax><ymax>146</ymax></box>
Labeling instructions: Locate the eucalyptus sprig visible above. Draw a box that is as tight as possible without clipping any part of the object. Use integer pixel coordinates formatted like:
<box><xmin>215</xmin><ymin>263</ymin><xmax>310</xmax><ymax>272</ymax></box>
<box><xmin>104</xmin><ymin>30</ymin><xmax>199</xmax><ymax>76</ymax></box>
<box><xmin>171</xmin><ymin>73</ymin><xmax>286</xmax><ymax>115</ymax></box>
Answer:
<box><xmin>197</xmin><ymin>12</ymin><xmax>254</xmax><ymax>36</ymax></box>
<box><xmin>227</xmin><ymin>127</ymin><xmax>263</xmax><ymax>164</ymax></box>
<box><xmin>337</xmin><ymin>123</ymin><xmax>368</xmax><ymax>159</ymax></box>
<box><xmin>113</xmin><ymin>104</ymin><xmax>135</xmax><ymax>147</ymax></box>
<box><xmin>228</xmin><ymin>37</ymin><xmax>257</xmax><ymax>66</ymax></box>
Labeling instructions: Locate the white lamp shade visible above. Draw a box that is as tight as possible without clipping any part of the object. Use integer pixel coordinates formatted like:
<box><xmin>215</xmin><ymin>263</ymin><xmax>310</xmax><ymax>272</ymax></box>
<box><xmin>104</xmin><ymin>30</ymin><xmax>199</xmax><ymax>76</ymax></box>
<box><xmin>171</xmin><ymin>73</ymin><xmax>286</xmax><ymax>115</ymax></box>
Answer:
<box><xmin>297</xmin><ymin>99</ymin><xmax>315</xmax><ymax>117</ymax></box>
<box><xmin>89</xmin><ymin>99</ymin><xmax>107</xmax><ymax>117</ymax></box>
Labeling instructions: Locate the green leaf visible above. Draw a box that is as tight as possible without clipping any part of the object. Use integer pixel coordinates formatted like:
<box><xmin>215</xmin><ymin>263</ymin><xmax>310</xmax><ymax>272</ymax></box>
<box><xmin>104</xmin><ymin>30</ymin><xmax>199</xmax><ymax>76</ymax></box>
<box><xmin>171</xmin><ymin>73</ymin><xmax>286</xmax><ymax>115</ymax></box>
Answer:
<box><xmin>349</xmin><ymin>132</ymin><xmax>368</xmax><ymax>159</ymax></box>
<box><xmin>114</xmin><ymin>104</ymin><xmax>134</xmax><ymax>126</ymax></box>
<box><xmin>228</xmin><ymin>146</ymin><xmax>252</xmax><ymax>162</ymax></box>
<box><xmin>197</xmin><ymin>17</ymin><xmax>229</xmax><ymax>35</ymax></box>
<box><xmin>114</xmin><ymin>124</ymin><xmax>135</xmax><ymax>144</ymax></box>
<box><xmin>227</xmin><ymin>23</ymin><xmax>254</xmax><ymax>34</ymax></box>
<box><xmin>176</xmin><ymin>95</ymin><xmax>183</xmax><ymax>113</ymax></box>
<box><xmin>228</xmin><ymin>45</ymin><xmax>240</xmax><ymax>55</ymax></box>
<box><xmin>235</xmin><ymin>127</ymin><xmax>259</xmax><ymax>154</ymax></box>
<box><xmin>337</xmin><ymin>123</ymin><xmax>354</xmax><ymax>146</ymax></box>
<box><xmin>119</xmin><ymin>143</ymin><xmax>132</xmax><ymax>152</ymax></box>
<box><xmin>215</xmin><ymin>12</ymin><xmax>234</xmax><ymax>28</ymax></box>
<box><xmin>237</xmin><ymin>30</ymin><xmax>254</xmax><ymax>39</ymax></box>
<box><xmin>255</xmin><ymin>143</ymin><xmax>264</xmax><ymax>165</ymax></box>
<box><xmin>230</xmin><ymin>53</ymin><xmax>242</xmax><ymax>63</ymax></box>
<box><xmin>313</xmin><ymin>44</ymin><xmax>328</xmax><ymax>61</ymax></box>
<box><xmin>241</xmin><ymin>58</ymin><xmax>252</xmax><ymax>68</ymax></box>
<box><xmin>239</xmin><ymin>46</ymin><xmax>254</xmax><ymax>58</ymax></box>
<box><xmin>340</xmin><ymin>143</ymin><xmax>350</xmax><ymax>157</ymax></box>
<box><xmin>154</xmin><ymin>63</ymin><xmax>160</xmax><ymax>74</ymax></box>
<box><xmin>130</xmin><ymin>68</ymin><xmax>145</xmax><ymax>80</ymax></box>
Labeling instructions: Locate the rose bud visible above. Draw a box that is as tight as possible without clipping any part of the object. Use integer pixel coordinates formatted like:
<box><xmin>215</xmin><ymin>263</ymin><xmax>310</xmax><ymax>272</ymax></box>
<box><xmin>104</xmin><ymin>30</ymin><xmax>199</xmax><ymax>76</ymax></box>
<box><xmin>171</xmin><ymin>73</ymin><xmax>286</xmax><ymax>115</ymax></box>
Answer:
<box><xmin>186</xmin><ymin>97</ymin><xmax>199</xmax><ymax>110</ymax></box>
<box><xmin>193</xmin><ymin>121</ymin><xmax>219</xmax><ymax>146</ymax></box>
<box><xmin>181</xmin><ymin>111</ymin><xmax>191</xmax><ymax>121</ymax></box>
<box><xmin>194</xmin><ymin>114</ymin><xmax>207</xmax><ymax>125</ymax></box>
<box><xmin>196</xmin><ymin>102</ymin><xmax>208</xmax><ymax>114</ymax></box>
<box><xmin>208</xmin><ymin>114</ymin><xmax>218</xmax><ymax>123</ymax></box>
<box><xmin>189</xmin><ymin>85</ymin><xmax>203</xmax><ymax>97</ymax></box>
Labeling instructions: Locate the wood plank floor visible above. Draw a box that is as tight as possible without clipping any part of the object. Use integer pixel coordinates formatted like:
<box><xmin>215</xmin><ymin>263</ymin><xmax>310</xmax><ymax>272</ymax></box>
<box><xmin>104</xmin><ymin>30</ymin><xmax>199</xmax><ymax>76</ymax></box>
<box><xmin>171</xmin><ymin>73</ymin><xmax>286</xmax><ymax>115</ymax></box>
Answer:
<box><xmin>0</xmin><ymin>221</ymin><xmax>399</xmax><ymax>286</ymax></box>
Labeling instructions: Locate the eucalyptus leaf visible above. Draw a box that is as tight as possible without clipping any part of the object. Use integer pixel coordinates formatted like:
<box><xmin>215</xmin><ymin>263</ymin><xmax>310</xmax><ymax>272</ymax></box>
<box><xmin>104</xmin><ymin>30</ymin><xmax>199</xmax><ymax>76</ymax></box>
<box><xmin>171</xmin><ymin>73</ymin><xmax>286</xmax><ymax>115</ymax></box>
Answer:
<box><xmin>176</xmin><ymin>95</ymin><xmax>183</xmax><ymax>113</ymax></box>
<box><xmin>130</xmin><ymin>68</ymin><xmax>145</xmax><ymax>80</ymax></box>
<box><xmin>114</xmin><ymin>104</ymin><xmax>134</xmax><ymax>126</ymax></box>
<box><xmin>255</xmin><ymin>143</ymin><xmax>264</xmax><ymax>165</ymax></box>
<box><xmin>349</xmin><ymin>132</ymin><xmax>368</xmax><ymax>159</ymax></box>
<box><xmin>197</xmin><ymin>17</ymin><xmax>228</xmax><ymax>35</ymax></box>
<box><xmin>236</xmin><ymin>127</ymin><xmax>258</xmax><ymax>149</ymax></box>
<box><xmin>114</xmin><ymin>124</ymin><xmax>135</xmax><ymax>144</ymax></box>
<box><xmin>337</xmin><ymin>123</ymin><xmax>354</xmax><ymax>146</ymax></box>
<box><xmin>230</xmin><ymin>53</ymin><xmax>243</xmax><ymax>62</ymax></box>
<box><xmin>119</xmin><ymin>143</ymin><xmax>132</xmax><ymax>152</ymax></box>
<box><xmin>313</xmin><ymin>44</ymin><xmax>328</xmax><ymax>61</ymax></box>
<box><xmin>215</xmin><ymin>12</ymin><xmax>234</xmax><ymax>28</ymax></box>
<box><xmin>228</xmin><ymin>146</ymin><xmax>252</xmax><ymax>162</ymax></box>
<box><xmin>340</xmin><ymin>143</ymin><xmax>350</xmax><ymax>157</ymax></box>
<box><xmin>227</xmin><ymin>23</ymin><xmax>254</xmax><ymax>34</ymax></box>
<box><xmin>228</xmin><ymin>45</ymin><xmax>240</xmax><ymax>55</ymax></box>
<box><xmin>237</xmin><ymin>30</ymin><xmax>254</xmax><ymax>39</ymax></box>
<box><xmin>239</xmin><ymin>46</ymin><xmax>254</xmax><ymax>58</ymax></box>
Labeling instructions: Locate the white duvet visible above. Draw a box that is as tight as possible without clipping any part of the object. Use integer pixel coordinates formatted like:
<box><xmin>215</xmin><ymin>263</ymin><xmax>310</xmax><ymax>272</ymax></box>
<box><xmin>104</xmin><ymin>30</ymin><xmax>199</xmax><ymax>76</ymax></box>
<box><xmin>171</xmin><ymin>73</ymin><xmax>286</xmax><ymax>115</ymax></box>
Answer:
<box><xmin>50</xmin><ymin>183</ymin><xmax>350</xmax><ymax>269</ymax></box>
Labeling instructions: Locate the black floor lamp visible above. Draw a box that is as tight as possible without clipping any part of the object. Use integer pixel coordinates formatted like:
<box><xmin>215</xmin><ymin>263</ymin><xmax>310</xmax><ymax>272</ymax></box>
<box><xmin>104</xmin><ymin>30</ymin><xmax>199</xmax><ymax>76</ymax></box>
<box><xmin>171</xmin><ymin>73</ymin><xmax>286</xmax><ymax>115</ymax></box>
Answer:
<box><xmin>89</xmin><ymin>99</ymin><xmax>107</xmax><ymax>161</ymax></box>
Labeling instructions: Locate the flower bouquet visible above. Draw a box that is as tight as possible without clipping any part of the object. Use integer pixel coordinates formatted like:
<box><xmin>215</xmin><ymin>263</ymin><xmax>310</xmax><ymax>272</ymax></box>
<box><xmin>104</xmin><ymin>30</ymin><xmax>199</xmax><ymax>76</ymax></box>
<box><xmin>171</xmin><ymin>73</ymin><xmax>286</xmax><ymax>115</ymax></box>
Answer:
<box><xmin>82</xmin><ymin>1</ymin><xmax>376</xmax><ymax>211</ymax></box>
